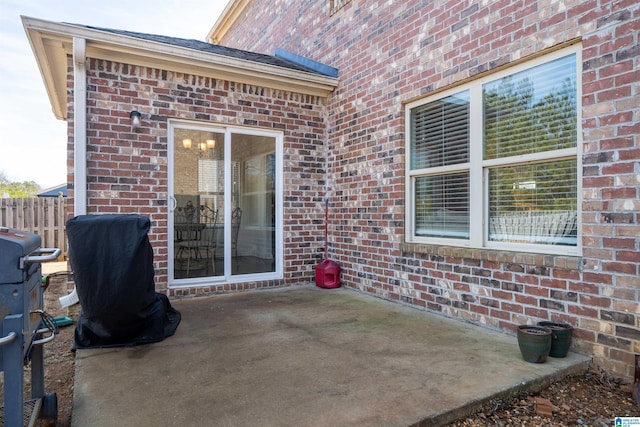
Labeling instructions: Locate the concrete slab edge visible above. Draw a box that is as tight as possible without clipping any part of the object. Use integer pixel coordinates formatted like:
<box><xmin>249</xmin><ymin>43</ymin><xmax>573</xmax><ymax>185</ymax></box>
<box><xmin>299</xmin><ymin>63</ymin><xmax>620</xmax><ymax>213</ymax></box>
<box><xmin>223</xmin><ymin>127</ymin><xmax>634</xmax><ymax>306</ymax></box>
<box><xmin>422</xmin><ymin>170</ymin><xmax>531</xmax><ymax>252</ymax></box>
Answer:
<box><xmin>410</xmin><ymin>358</ymin><xmax>592</xmax><ymax>427</ymax></box>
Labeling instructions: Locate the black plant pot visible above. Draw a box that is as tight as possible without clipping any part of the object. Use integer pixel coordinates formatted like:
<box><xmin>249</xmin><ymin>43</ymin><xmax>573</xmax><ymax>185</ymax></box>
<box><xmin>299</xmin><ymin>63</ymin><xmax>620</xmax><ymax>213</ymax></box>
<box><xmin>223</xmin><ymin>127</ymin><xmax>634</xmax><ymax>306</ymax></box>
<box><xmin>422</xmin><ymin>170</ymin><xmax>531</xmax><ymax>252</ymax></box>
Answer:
<box><xmin>538</xmin><ymin>321</ymin><xmax>573</xmax><ymax>358</ymax></box>
<box><xmin>517</xmin><ymin>325</ymin><xmax>552</xmax><ymax>363</ymax></box>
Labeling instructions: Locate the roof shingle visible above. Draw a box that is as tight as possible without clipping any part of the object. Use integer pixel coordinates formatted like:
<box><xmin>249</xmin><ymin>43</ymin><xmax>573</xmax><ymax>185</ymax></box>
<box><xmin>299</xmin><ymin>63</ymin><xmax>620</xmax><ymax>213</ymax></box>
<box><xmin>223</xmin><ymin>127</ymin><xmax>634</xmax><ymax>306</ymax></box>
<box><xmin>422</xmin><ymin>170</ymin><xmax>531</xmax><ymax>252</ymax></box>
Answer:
<box><xmin>72</xmin><ymin>24</ymin><xmax>331</xmax><ymax>76</ymax></box>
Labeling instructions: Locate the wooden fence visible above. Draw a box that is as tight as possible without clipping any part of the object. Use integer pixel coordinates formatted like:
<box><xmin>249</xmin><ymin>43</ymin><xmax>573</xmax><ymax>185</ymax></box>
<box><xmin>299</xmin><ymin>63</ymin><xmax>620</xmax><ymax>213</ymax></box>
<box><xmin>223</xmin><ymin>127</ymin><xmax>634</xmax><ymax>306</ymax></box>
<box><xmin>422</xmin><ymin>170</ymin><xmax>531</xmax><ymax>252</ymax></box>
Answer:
<box><xmin>0</xmin><ymin>197</ymin><xmax>68</xmax><ymax>259</ymax></box>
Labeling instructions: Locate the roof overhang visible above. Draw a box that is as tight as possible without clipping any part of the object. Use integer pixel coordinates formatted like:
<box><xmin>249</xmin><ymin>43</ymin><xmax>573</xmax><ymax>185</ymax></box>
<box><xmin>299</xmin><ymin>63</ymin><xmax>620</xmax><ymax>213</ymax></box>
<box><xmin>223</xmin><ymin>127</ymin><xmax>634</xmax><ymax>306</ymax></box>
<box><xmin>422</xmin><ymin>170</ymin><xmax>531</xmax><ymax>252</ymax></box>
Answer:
<box><xmin>206</xmin><ymin>0</ymin><xmax>250</xmax><ymax>44</ymax></box>
<box><xmin>22</xmin><ymin>16</ymin><xmax>338</xmax><ymax>121</ymax></box>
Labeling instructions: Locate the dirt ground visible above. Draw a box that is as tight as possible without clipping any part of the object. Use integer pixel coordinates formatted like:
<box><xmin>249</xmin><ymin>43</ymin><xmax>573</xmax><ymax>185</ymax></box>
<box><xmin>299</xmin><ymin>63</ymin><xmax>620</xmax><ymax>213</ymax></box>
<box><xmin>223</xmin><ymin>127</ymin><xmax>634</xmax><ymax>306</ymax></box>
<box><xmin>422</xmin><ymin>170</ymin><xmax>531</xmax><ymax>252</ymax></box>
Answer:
<box><xmin>37</xmin><ymin>272</ymin><xmax>77</xmax><ymax>427</ymax></box>
<box><xmin>3</xmin><ymin>269</ymin><xmax>639</xmax><ymax>426</ymax></box>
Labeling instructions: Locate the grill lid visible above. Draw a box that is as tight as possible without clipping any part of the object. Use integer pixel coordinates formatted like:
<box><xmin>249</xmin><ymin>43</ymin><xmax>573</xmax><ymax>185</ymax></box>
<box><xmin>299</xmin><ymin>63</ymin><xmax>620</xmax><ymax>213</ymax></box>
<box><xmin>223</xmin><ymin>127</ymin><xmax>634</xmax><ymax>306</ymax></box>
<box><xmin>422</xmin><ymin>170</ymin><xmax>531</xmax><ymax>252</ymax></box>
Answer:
<box><xmin>0</xmin><ymin>227</ymin><xmax>41</xmax><ymax>283</ymax></box>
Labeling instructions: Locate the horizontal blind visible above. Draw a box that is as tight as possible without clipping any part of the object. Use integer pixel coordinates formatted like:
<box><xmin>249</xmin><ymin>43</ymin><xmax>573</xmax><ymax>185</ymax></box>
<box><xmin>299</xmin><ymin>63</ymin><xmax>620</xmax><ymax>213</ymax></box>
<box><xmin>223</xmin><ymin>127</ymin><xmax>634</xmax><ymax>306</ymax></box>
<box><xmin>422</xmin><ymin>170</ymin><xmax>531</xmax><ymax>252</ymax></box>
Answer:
<box><xmin>411</xmin><ymin>91</ymin><xmax>470</xmax><ymax>170</ymax></box>
<box><xmin>488</xmin><ymin>159</ymin><xmax>577</xmax><ymax>246</ymax></box>
<box><xmin>198</xmin><ymin>159</ymin><xmax>221</xmax><ymax>193</ymax></box>
<box><xmin>415</xmin><ymin>173</ymin><xmax>469</xmax><ymax>239</ymax></box>
<box><xmin>484</xmin><ymin>54</ymin><xmax>577</xmax><ymax>160</ymax></box>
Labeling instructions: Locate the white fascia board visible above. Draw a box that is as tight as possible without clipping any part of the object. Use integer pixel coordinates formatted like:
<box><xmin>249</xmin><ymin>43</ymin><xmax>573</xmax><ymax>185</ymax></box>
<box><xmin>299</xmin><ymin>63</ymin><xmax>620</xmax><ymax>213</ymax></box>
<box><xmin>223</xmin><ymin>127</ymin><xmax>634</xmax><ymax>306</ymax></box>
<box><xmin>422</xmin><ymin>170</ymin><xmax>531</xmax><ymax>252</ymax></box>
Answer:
<box><xmin>22</xmin><ymin>16</ymin><xmax>338</xmax><ymax>120</ymax></box>
<box><xmin>206</xmin><ymin>0</ymin><xmax>251</xmax><ymax>44</ymax></box>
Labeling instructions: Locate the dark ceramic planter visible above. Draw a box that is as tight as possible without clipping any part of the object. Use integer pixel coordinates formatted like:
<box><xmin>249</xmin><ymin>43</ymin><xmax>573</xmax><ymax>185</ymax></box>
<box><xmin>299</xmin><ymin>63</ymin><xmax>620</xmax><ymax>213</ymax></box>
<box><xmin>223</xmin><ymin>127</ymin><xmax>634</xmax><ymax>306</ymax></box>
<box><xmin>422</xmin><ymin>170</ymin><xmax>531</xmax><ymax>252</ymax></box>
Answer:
<box><xmin>538</xmin><ymin>321</ymin><xmax>573</xmax><ymax>358</ymax></box>
<box><xmin>517</xmin><ymin>325</ymin><xmax>552</xmax><ymax>363</ymax></box>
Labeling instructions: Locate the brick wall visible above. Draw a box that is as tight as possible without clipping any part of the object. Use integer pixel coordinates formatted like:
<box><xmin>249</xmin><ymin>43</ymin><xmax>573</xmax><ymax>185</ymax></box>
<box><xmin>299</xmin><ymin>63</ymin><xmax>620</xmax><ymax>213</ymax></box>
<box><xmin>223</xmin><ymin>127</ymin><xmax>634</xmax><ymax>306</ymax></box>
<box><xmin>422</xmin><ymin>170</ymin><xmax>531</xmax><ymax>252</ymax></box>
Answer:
<box><xmin>67</xmin><ymin>58</ymin><xmax>328</xmax><ymax>296</ymax></box>
<box><xmin>218</xmin><ymin>0</ymin><xmax>640</xmax><ymax>379</ymax></box>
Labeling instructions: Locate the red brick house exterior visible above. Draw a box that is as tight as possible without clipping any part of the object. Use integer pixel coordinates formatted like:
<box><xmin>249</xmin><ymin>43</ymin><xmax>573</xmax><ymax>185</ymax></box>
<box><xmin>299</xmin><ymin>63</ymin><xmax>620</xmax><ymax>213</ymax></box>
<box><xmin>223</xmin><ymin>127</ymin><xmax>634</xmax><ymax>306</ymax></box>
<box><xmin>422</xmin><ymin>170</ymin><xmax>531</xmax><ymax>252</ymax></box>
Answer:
<box><xmin>24</xmin><ymin>0</ymin><xmax>639</xmax><ymax>381</ymax></box>
<box><xmin>24</xmin><ymin>18</ymin><xmax>338</xmax><ymax>297</ymax></box>
<box><xmin>209</xmin><ymin>0</ymin><xmax>639</xmax><ymax>380</ymax></box>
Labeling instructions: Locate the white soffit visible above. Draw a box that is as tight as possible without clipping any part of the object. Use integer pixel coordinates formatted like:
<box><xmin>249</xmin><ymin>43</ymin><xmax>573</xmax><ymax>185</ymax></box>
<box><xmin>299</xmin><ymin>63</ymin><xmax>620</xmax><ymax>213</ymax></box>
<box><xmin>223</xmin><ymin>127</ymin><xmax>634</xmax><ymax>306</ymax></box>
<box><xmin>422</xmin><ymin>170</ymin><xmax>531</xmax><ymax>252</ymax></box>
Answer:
<box><xmin>22</xmin><ymin>16</ymin><xmax>338</xmax><ymax>120</ymax></box>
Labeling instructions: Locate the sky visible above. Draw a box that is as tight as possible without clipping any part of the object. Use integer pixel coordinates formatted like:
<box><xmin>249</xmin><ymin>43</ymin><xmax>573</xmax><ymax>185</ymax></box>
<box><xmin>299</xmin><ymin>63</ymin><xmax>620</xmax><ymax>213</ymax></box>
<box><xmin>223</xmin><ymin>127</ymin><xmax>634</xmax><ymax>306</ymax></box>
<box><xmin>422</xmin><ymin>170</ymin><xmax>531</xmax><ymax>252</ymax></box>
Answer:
<box><xmin>0</xmin><ymin>0</ymin><xmax>228</xmax><ymax>189</ymax></box>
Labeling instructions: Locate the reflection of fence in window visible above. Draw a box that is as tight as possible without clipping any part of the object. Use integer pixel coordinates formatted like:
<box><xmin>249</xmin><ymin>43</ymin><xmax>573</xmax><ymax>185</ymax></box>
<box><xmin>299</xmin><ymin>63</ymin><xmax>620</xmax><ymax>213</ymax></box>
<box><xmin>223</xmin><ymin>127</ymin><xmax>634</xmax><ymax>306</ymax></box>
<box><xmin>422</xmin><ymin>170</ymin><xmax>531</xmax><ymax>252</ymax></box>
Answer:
<box><xmin>416</xmin><ymin>208</ymin><xmax>469</xmax><ymax>239</ymax></box>
<box><xmin>489</xmin><ymin>210</ymin><xmax>577</xmax><ymax>245</ymax></box>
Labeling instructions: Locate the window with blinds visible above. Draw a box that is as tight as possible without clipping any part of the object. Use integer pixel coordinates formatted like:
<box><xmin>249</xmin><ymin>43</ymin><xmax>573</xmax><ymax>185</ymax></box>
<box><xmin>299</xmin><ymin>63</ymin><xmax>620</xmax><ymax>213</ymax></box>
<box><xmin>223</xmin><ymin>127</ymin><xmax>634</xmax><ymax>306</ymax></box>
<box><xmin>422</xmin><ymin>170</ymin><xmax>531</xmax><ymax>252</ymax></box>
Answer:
<box><xmin>488</xmin><ymin>159</ymin><xmax>577</xmax><ymax>245</ymax></box>
<box><xmin>483</xmin><ymin>54</ymin><xmax>577</xmax><ymax>160</ymax></box>
<box><xmin>406</xmin><ymin>46</ymin><xmax>580</xmax><ymax>254</ymax></box>
<box><xmin>411</xmin><ymin>91</ymin><xmax>470</xmax><ymax>239</ymax></box>
<box><xmin>411</xmin><ymin>91</ymin><xmax>469</xmax><ymax>169</ymax></box>
<box><xmin>198</xmin><ymin>159</ymin><xmax>221</xmax><ymax>194</ymax></box>
<box><xmin>415</xmin><ymin>173</ymin><xmax>469</xmax><ymax>239</ymax></box>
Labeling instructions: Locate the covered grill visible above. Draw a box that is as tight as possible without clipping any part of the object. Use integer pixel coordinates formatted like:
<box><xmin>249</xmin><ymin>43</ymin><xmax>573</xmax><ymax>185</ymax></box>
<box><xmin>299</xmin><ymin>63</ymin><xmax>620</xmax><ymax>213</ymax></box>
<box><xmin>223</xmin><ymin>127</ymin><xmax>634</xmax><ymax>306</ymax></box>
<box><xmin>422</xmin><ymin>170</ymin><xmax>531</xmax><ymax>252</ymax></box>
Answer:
<box><xmin>0</xmin><ymin>226</ymin><xmax>60</xmax><ymax>426</ymax></box>
<box><xmin>67</xmin><ymin>214</ymin><xmax>180</xmax><ymax>349</ymax></box>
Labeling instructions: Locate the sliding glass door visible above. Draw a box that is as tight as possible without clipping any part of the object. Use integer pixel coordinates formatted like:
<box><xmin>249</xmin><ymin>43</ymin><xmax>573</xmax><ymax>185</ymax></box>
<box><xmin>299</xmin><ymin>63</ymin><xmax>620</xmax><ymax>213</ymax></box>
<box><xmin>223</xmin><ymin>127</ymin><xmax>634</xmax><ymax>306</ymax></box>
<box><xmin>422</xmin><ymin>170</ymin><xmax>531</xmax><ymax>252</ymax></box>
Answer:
<box><xmin>169</xmin><ymin>122</ymin><xmax>281</xmax><ymax>286</ymax></box>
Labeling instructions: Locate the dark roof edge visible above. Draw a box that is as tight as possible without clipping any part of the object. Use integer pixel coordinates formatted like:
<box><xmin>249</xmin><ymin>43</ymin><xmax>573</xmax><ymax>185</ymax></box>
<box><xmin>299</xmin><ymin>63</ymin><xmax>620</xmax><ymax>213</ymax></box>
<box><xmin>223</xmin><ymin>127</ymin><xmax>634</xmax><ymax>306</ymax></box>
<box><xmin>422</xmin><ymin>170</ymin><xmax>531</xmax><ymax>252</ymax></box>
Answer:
<box><xmin>275</xmin><ymin>48</ymin><xmax>339</xmax><ymax>78</ymax></box>
<box><xmin>37</xmin><ymin>184</ymin><xmax>67</xmax><ymax>197</ymax></box>
<box><xmin>68</xmin><ymin>24</ymin><xmax>329</xmax><ymax>76</ymax></box>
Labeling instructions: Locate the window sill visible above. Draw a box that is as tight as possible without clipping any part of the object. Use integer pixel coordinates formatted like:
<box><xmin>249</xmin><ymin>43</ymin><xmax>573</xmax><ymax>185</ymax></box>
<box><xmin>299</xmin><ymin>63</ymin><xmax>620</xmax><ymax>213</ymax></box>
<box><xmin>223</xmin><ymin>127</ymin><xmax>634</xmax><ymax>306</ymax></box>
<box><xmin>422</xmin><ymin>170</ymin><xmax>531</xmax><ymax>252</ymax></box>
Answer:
<box><xmin>400</xmin><ymin>242</ymin><xmax>582</xmax><ymax>270</ymax></box>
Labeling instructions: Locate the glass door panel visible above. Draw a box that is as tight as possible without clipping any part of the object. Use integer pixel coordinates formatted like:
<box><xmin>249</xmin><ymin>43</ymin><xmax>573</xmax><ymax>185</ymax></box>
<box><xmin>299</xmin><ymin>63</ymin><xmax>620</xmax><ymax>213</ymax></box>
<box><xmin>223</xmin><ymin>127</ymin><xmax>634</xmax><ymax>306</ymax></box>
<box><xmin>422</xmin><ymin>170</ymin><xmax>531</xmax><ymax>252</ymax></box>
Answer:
<box><xmin>171</xmin><ymin>124</ymin><xmax>280</xmax><ymax>285</ymax></box>
<box><xmin>173</xmin><ymin>128</ymin><xmax>225</xmax><ymax>279</ymax></box>
<box><xmin>231</xmin><ymin>133</ymin><xmax>276</xmax><ymax>275</ymax></box>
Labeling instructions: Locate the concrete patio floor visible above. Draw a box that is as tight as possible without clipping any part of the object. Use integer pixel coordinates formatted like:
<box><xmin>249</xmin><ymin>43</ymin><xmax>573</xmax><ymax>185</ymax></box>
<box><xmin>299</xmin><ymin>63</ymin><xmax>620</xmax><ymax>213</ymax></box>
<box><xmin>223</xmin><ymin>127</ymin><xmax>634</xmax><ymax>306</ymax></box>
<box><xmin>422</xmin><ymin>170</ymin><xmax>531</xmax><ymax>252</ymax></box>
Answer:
<box><xmin>71</xmin><ymin>286</ymin><xmax>590</xmax><ymax>427</ymax></box>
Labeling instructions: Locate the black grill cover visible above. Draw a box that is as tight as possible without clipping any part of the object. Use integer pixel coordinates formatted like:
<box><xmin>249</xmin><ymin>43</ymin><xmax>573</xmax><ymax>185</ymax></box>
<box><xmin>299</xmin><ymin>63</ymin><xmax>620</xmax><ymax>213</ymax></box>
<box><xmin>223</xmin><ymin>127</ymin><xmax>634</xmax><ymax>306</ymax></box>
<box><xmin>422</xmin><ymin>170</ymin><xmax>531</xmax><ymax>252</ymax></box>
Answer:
<box><xmin>67</xmin><ymin>214</ymin><xmax>180</xmax><ymax>349</ymax></box>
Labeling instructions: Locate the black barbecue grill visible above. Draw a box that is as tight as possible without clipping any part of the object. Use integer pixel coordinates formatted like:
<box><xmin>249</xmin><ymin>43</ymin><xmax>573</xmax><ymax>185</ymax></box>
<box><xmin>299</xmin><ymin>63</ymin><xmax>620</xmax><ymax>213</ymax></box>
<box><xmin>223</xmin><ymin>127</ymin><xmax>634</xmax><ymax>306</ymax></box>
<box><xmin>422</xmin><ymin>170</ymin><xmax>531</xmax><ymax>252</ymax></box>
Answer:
<box><xmin>0</xmin><ymin>226</ymin><xmax>60</xmax><ymax>426</ymax></box>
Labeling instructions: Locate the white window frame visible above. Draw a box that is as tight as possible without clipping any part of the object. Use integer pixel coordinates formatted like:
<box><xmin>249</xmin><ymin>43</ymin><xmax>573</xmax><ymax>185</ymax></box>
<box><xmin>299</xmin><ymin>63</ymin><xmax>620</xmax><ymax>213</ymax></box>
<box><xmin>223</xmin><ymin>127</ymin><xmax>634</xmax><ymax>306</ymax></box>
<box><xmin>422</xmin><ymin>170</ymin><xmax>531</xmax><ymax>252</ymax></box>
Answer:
<box><xmin>405</xmin><ymin>44</ymin><xmax>582</xmax><ymax>256</ymax></box>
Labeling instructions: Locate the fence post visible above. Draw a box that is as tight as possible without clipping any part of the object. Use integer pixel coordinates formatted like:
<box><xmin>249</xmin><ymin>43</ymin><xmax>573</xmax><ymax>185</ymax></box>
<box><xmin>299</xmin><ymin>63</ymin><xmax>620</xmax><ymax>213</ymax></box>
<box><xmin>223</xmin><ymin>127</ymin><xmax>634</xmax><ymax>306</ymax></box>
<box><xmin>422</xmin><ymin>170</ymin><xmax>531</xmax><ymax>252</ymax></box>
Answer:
<box><xmin>46</xmin><ymin>198</ymin><xmax>55</xmax><ymax>249</ymax></box>
<box><xmin>37</xmin><ymin>197</ymin><xmax>45</xmax><ymax>240</ymax></box>
<box><xmin>57</xmin><ymin>195</ymin><xmax>67</xmax><ymax>258</ymax></box>
<box><xmin>16</xmin><ymin>199</ymin><xmax>24</xmax><ymax>230</ymax></box>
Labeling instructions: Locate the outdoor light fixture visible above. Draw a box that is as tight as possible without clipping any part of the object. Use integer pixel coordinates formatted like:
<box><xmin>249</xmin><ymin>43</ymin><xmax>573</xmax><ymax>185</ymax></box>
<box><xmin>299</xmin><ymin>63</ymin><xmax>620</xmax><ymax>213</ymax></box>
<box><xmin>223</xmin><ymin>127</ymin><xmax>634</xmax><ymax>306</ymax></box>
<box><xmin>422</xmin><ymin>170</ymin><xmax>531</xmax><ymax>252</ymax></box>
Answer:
<box><xmin>129</xmin><ymin>110</ymin><xmax>141</xmax><ymax>129</ymax></box>
<box><xmin>198</xmin><ymin>142</ymin><xmax>207</xmax><ymax>153</ymax></box>
<box><xmin>182</xmin><ymin>139</ymin><xmax>192</xmax><ymax>149</ymax></box>
<box><xmin>206</xmin><ymin>139</ymin><xmax>216</xmax><ymax>149</ymax></box>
